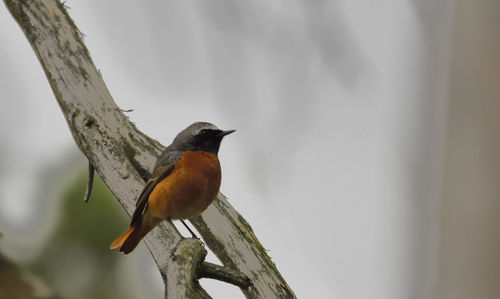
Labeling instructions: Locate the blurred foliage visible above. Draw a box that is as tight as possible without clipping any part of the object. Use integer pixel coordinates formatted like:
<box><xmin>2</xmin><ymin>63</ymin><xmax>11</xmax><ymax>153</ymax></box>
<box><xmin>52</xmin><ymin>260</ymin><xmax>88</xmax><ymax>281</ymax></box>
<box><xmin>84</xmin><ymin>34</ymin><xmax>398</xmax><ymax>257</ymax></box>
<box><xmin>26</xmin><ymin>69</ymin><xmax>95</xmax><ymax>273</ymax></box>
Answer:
<box><xmin>0</xmin><ymin>251</ymin><xmax>59</xmax><ymax>299</ymax></box>
<box><xmin>29</xmin><ymin>169</ymin><xmax>130</xmax><ymax>299</ymax></box>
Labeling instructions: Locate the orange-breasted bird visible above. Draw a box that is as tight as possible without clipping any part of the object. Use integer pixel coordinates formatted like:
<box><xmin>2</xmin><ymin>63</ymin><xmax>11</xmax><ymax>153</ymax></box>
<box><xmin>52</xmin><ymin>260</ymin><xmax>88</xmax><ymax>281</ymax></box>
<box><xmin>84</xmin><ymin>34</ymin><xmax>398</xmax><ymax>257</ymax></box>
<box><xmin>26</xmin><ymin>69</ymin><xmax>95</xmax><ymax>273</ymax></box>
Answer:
<box><xmin>110</xmin><ymin>122</ymin><xmax>234</xmax><ymax>254</ymax></box>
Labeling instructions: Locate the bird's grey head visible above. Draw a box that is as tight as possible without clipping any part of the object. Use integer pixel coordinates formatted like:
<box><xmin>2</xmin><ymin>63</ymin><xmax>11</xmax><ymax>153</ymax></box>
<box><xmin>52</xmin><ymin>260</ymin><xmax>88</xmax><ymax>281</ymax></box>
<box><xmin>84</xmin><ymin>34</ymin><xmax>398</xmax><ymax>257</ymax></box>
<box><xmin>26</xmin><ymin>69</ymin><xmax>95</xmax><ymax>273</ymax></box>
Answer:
<box><xmin>171</xmin><ymin>122</ymin><xmax>235</xmax><ymax>155</ymax></box>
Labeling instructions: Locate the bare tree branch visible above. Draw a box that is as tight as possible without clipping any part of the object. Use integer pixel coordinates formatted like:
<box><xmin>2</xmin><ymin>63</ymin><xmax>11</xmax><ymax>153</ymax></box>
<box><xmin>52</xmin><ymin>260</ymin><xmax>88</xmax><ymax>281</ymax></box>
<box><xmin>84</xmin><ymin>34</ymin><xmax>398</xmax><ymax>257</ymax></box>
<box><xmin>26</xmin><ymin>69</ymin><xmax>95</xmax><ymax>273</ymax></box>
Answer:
<box><xmin>164</xmin><ymin>239</ymin><xmax>212</xmax><ymax>299</ymax></box>
<box><xmin>198</xmin><ymin>262</ymin><xmax>252</xmax><ymax>289</ymax></box>
<box><xmin>3</xmin><ymin>0</ymin><xmax>296</xmax><ymax>298</ymax></box>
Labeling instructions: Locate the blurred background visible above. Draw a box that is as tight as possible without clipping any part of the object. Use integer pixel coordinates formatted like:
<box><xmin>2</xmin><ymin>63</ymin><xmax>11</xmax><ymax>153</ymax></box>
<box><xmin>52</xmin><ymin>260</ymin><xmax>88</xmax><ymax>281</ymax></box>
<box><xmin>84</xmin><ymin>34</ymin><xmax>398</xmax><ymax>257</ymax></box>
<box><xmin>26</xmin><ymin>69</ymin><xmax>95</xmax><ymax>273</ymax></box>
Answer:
<box><xmin>1</xmin><ymin>0</ymin><xmax>499</xmax><ymax>298</ymax></box>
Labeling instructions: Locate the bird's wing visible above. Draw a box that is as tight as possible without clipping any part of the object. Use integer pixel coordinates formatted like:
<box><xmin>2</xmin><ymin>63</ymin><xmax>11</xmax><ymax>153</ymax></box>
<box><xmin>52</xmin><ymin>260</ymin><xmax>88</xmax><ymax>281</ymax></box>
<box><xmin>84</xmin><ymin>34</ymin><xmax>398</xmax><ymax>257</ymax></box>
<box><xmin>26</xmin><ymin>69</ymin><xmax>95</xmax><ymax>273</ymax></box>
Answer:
<box><xmin>130</xmin><ymin>150</ymin><xmax>182</xmax><ymax>225</ymax></box>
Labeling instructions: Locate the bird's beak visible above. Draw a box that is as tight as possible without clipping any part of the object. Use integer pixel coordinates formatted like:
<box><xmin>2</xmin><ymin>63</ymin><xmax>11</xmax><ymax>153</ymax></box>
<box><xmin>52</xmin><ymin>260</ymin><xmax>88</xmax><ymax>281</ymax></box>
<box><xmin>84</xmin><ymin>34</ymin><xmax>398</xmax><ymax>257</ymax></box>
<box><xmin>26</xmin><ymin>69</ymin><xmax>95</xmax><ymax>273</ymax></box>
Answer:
<box><xmin>219</xmin><ymin>129</ymin><xmax>236</xmax><ymax>137</ymax></box>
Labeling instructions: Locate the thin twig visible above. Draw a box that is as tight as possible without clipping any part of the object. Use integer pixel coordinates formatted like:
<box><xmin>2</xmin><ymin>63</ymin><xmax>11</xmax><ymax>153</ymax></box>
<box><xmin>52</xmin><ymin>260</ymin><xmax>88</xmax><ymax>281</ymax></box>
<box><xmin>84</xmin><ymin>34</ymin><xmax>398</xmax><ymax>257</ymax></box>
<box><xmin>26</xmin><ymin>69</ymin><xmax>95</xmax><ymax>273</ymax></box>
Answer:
<box><xmin>197</xmin><ymin>262</ymin><xmax>252</xmax><ymax>289</ymax></box>
<box><xmin>83</xmin><ymin>161</ymin><xmax>94</xmax><ymax>203</ymax></box>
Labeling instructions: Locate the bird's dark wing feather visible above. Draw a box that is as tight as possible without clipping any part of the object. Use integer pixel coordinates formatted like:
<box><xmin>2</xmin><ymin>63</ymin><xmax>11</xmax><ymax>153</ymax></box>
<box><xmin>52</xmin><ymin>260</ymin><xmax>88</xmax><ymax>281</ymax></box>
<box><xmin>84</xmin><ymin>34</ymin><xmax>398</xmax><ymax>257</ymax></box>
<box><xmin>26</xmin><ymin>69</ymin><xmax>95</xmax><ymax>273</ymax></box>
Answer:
<box><xmin>130</xmin><ymin>150</ymin><xmax>182</xmax><ymax>225</ymax></box>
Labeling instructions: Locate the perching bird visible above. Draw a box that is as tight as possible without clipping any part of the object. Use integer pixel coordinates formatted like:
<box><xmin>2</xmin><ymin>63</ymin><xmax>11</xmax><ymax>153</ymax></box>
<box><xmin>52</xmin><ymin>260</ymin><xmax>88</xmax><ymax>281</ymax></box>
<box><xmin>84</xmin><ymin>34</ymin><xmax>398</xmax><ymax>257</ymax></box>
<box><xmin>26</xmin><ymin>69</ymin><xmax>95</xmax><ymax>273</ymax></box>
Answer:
<box><xmin>110</xmin><ymin>122</ymin><xmax>234</xmax><ymax>254</ymax></box>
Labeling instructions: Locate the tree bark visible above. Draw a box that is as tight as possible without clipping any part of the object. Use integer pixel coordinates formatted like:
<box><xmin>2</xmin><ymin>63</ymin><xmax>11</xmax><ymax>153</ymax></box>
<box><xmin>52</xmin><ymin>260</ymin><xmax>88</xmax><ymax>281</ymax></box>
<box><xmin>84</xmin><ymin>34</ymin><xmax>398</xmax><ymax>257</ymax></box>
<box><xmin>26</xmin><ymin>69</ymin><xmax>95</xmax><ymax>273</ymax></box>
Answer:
<box><xmin>3</xmin><ymin>0</ymin><xmax>296</xmax><ymax>298</ymax></box>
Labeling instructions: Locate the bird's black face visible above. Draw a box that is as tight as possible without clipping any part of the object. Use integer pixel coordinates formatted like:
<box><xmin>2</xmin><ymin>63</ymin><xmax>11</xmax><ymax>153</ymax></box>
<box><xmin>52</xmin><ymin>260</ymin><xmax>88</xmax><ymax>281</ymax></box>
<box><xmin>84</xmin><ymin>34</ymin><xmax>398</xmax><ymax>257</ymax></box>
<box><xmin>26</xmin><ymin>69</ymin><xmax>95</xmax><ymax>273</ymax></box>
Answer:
<box><xmin>190</xmin><ymin>128</ymin><xmax>233</xmax><ymax>154</ymax></box>
<box><xmin>172</xmin><ymin>122</ymin><xmax>235</xmax><ymax>155</ymax></box>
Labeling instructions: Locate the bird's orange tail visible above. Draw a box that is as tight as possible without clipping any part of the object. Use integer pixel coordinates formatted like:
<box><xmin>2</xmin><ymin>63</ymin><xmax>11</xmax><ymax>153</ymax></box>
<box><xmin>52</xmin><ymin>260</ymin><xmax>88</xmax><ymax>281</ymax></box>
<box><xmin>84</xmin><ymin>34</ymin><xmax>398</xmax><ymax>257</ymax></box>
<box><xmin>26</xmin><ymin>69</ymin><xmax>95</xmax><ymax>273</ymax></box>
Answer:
<box><xmin>110</xmin><ymin>227</ymin><xmax>135</xmax><ymax>250</ymax></box>
<box><xmin>110</xmin><ymin>223</ymin><xmax>155</xmax><ymax>254</ymax></box>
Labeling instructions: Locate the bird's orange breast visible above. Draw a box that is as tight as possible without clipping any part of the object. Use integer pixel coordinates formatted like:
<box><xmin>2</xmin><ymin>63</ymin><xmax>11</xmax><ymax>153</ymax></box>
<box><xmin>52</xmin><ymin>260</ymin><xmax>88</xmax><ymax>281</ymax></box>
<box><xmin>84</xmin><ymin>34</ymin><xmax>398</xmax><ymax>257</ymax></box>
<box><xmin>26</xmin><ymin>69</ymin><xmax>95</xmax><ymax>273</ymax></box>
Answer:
<box><xmin>147</xmin><ymin>151</ymin><xmax>221</xmax><ymax>219</ymax></box>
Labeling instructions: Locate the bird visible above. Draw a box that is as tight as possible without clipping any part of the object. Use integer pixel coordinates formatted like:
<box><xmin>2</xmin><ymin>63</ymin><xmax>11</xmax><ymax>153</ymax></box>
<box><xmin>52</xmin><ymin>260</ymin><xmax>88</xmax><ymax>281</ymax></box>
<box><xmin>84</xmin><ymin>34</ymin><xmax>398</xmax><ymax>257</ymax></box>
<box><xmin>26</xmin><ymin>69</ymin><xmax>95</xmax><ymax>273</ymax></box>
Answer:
<box><xmin>110</xmin><ymin>122</ymin><xmax>235</xmax><ymax>254</ymax></box>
